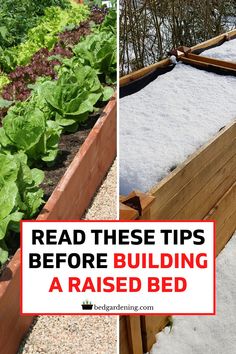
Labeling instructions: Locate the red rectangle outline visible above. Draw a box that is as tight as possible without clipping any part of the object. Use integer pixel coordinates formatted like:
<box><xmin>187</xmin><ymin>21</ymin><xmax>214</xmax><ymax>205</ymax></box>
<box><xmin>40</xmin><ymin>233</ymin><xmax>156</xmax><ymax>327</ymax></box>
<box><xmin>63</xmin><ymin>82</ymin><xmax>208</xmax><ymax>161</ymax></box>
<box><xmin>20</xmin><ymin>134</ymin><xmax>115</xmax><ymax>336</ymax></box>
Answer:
<box><xmin>20</xmin><ymin>220</ymin><xmax>216</xmax><ymax>316</ymax></box>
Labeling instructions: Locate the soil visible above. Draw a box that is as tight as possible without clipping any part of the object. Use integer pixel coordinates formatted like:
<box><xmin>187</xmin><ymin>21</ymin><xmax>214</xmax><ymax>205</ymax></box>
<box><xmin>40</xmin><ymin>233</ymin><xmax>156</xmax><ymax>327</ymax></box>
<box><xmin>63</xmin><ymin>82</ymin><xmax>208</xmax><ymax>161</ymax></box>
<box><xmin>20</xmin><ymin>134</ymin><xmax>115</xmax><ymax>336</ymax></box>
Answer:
<box><xmin>41</xmin><ymin>112</ymin><xmax>100</xmax><ymax>200</ymax></box>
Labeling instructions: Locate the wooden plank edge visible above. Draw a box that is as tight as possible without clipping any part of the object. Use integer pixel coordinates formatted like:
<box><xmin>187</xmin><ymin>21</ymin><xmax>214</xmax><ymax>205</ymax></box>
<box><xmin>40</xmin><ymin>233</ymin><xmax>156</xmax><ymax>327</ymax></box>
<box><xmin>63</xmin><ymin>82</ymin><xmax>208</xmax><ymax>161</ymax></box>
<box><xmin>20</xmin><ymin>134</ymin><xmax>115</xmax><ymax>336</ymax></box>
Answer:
<box><xmin>204</xmin><ymin>181</ymin><xmax>236</xmax><ymax>255</ymax></box>
<box><xmin>141</xmin><ymin>315</ymin><xmax>169</xmax><ymax>353</ymax></box>
<box><xmin>38</xmin><ymin>95</ymin><xmax>117</xmax><ymax>220</ymax></box>
<box><xmin>142</xmin><ymin>182</ymin><xmax>236</xmax><ymax>353</ymax></box>
<box><xmin>187</xmin><ymin>53</ymin><xmax>236</xmax><ymax>69</ymax></box>
<box><xmin>149</xmin><ymin>120</ymin><xmax>236</xmax><ymax>200</ymax></box>
<box><xmin>180</xmin><ymin>56</ymin><xmax>236</xmax><ymax>75</ymax></box>
<box><xmin>0</xmin><ymin>250</ymin><xmax>33</xmax><ymax>354</ymax></box>
<box><xmin>120</xmin><ymin>317</ymin><xmax>131</xmax><ymax>354</ymax></box>
<box><xmin>126</xmin><ymin>316</ymin><xmax>143</xmax><ymax>354</ymax></box>
<box><xmin>149</xmin><ymin>136</ymin><xmax>236</xmax><ymax>220</ymax></box>
<box><xmin>120</xmin><ymin>29</ymin><xmax>236</xmax><ymax>86</ymax></box>
<box><xmin>191</xmin><ymin>29</ymin><xmax>236</xmax><ymax>52</ymax></box>
<box><xmin>120</xmin><ymin>58</ymin><xmax>171</xmax><ymax>87</ymax></box>
<box><xmin>171</xmin><ymin>151</ymin><xmax>236</xmax><ymax>220</ymax></box>
<box><xmin>119</xmin><ymin>202</ymin><xmax>139</xmax><ymax>220</ymax></box>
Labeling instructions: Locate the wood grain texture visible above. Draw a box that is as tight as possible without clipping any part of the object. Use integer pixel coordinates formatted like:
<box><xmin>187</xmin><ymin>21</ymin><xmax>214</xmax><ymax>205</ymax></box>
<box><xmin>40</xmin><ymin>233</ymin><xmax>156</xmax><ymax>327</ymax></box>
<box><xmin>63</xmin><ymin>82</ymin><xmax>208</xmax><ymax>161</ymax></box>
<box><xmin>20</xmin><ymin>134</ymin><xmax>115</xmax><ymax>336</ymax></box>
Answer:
<box><xmin>149</xmin><ymin>121</ymin><xmax>236</xmax><ymax>219</ymax></box>
<box><xmin>191</xmin><ymin>29</ymin><xmax>236</xmax><ymax>52</ymax></box>
<box><xmin>120</xmin><ymin>59</ymin><xmax>171</xmax><ymax>86</ymax></box>
<box><xmin>180</xmin><ymin>56</ymin><xmax>236</xmax><ymax>75</ymax></box>
<box><xmin>119</xmin><ymin>317</ymin><xmax>131</xmax><ymax>354</ymax></box>
<box><xmin>205</xmin><ymin>181</ymin><xmax>236</xmax><ymax>255</ymax></box>
<box><xmin>187</xmin><ymin>53</ymin><xmax>236</xmax><ymax>69</ymax></box>
<box><xmin>0</xmin><ymin>250</ymin><xmax>33</xmax><ymax>354</ymax></box>
<box><xmin>126</xmin><ymin>317</ymin><xmax>143</xmax><ymax>354</ymax></box>
<box><xmin>141</xmin><ymin>316</ymin><xmax>169</xmax><ymax>353</ymax></box>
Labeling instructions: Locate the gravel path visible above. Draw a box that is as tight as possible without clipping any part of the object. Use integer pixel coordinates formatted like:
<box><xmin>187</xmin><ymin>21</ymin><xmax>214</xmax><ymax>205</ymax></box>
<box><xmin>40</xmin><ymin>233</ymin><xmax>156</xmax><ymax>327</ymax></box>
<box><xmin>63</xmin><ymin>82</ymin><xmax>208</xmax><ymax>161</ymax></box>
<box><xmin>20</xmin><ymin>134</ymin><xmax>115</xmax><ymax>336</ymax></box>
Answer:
<box><xmin>83</xmin><ymin>160</ymin><xmax>117</xmax><ymax>220</ymax></box>
<box><xmin>18</xmin><ymin>161</ymin><xmax>118</xmax><ymax>354</ymax></box>
<box><xmin>19</xmin><ymin>316</ymin><xmax>117</xmax><ymax>354</ymax></box>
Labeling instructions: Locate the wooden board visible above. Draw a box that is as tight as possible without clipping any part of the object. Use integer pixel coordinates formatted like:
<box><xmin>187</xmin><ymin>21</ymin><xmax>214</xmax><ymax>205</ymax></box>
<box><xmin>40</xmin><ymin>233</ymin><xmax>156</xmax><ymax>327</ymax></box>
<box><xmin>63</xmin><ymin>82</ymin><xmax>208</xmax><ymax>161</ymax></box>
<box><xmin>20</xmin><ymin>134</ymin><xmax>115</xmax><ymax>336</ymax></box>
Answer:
<box><xmin>191</xmin><ymin>29</ymin><xmax>236</xmax><ymax>53</ymax></box>
<box><xmin>141</xmin><ymin>316</ymin><xmax>169</xmax><ymax>353</ymax></box>
<box><xmin>148</xmin><ymin>121</ymin><xmax>236</xmax><ymax>219</ymax></box>
<box><xmin>120</xmin><ymin>316</ymin><xmax>143</xmax><ymax>354</ymax></box>
<box><xmin>120</xmin><ymin>29</ymin><xmax>236</xmax><ymax>86</ymax></box>
<box><xmin>205</xmin><ymin>181</ymin><xmax>236</xmax><ymax>255</ymax></box>
<box><xmin>0</xmin><ymin>250</ymin><xmax>33</xmax><ymax>354</ymax></box>
<box><xmin>120</xmin><ymin>317</ymin><xmax>132</xmax><ymax>354</ymax></box>
<box><xmin>180</xmin><ymin>56</ymin><xmax>236</xmax><ymax>75</ymax></box>
<box><xmin>120</xmin><ymin>58</ymin><xmax>171</xmax><ymax>86</ymax></box>
<box><xmin>186</xmin><ymin>53</ymin><xmax>236</xmax><ymax>69</ymax></box>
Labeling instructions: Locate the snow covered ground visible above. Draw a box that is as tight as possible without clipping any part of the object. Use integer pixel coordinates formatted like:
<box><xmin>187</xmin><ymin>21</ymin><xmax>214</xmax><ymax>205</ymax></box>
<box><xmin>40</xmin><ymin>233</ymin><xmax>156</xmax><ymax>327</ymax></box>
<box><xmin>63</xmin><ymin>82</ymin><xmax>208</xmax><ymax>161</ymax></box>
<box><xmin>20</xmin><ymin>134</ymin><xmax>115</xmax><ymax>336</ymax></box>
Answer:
<box><xmin>120</xmin><ymin>63</ymin><xmax>236</xmax><ymax>195</ymax></box>
<box><xmin>149</xmin><ymin>231</ymin><xmax>236</xmax><ymax>354</ymax></box>
<box><xmin>201</xmin><ymin>38</ymin><xmax>236</xmax><ymax>62</ymax></box>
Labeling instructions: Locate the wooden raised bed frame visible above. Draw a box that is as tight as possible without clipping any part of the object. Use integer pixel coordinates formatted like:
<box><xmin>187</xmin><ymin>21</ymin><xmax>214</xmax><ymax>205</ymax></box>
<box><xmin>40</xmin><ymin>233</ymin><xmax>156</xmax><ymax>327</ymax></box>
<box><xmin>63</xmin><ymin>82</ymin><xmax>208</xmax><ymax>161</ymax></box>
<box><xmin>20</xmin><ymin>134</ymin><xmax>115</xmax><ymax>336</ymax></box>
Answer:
<box><xmin>0</xmin><ymin>96</ymin><xmax>116</xmax><ymax>354</ymax></box>
<box><xmin>120</xmin><ymin>29</ymin><xmax>236</xmax><ymax>354</ymax></box>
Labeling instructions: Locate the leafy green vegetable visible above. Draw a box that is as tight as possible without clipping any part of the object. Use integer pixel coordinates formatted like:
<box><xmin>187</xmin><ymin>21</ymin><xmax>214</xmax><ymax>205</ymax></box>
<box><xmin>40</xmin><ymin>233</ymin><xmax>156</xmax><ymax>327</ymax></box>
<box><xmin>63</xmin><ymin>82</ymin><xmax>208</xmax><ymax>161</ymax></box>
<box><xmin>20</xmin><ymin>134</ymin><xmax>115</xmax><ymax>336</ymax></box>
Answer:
<box><xmin>0</xmin><ymin>4</ymin><xmax>90</xmax><ymax>72</ymax></box>
<box><xmin>99</xmin><ymin>7</ymin><xmax>116</xmax><ymax>34</ymax></box>
<box><xmin>57</xmin><ymin>8</ymin><xmax>117</xmax><ymax>85</ymax></box>
<box><xmin>0</xmin><ymin>151</ymin><xmax>44</xmax><ymax>264</ymax></box>
<box><xmin>0</xmin><ymin>73</ymin><xmax>10</xmax><ymax>93</ymax></box>
<box><xmin>0</xmin><ymin>0</ymin><xmax>71</xmax><ymax>50</ymax></box>
<box><xmin>72</xmin><ymin>31</ymin><xmax>116</xmax><ymax>84</ymax></box>
<box><xmin>0</xmin><ymin>7</ymin><xmax>116</xmax><ymax>265</ymax></box>
<box><xmin>0</xmin><ymin>96</ymin><xmax>13</xmax><ymax>108</ymax></box>
<box><xmin>43</xmin><ymin>65</ymin><xmax>113</xmax><ymax>131</ymax></box>
<box><xmin>0</xmin><ymin>99</ymin><xmax>62</xmax><ymax>163</ymax></box>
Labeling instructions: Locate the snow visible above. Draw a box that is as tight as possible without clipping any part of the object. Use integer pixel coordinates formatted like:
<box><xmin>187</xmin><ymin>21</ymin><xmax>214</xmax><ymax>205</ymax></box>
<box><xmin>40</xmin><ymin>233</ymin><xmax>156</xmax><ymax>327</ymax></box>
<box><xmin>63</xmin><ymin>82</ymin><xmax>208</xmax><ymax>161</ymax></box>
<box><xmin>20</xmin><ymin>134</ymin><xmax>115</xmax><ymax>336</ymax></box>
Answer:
<box><xmin>200</xmin><ymin>38</ymin><xmax>236</xmax><ymax>62</ymax></box>
<box><xmin>149</xmin><ymin>231</ymin><xmax>236</xmax><ymax>354</ymax></box>
<box><xmin>120</xmin><ymin>63</ymin><xmax>236</xmax><ymax>195</ymax></box>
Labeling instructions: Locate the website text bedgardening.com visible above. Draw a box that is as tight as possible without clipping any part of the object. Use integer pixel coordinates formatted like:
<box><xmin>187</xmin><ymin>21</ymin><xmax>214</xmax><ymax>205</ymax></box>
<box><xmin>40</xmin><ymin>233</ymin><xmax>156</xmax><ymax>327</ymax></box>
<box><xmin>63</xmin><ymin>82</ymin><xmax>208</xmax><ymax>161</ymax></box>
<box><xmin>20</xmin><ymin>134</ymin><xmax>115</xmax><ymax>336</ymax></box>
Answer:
<box><xmin>93</xmin><ymin>304</ymin><xmax>154</xmax><ymax>312</ymax></box>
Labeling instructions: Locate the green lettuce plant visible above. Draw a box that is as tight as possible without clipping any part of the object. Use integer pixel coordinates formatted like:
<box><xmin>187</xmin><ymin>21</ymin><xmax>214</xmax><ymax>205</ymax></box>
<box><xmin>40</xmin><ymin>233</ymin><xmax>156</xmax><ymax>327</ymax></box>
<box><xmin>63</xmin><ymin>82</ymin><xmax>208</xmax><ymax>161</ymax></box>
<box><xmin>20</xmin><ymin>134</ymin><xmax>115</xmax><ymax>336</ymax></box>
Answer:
<box><xmin>0</xmin><ymin>0</ymin><xmax>71</xmax><ymax>49</ymax></box>
<box><xmin>42</xmin><ymin>65</ymin><xmax>113</xmax><ymax>131</ymax></box>
<box><xmin>0</xmin><ymin>99</ymin><xmax>62</xmax><ymax>163</ymax></box>
<box><xmin>0</xmin><ymin>151</ymin><xmax>44</xmax><ymax>264</ymax></box>
<box><xmin>0</xmin><ymin>4</ymin><xmax>90</xmax><ymax>72</ymax></box>
<box><xmin>72</xmin><ymin>31</ymin><xmax>116</xmax><ymax>84</ymax></box>
<box><xmin>0</xmin><ymin>73</ymin><xmax>10</xmax><ymax>93</ymax></box>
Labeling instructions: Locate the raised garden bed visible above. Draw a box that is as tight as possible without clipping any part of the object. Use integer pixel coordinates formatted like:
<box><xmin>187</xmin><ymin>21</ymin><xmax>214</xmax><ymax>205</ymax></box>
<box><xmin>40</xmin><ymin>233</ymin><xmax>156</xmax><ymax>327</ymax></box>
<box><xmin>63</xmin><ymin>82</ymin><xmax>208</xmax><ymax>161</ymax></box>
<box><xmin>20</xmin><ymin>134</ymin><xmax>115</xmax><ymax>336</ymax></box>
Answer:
<box><xmin>0</xmin><ymin>1</ymin><xmax>117</xmax><ymax>352</ymax></box>
<box><xmin>149</xmin><ymin>231</ymin><xmax>236</xmax><ymax>353</ymax></box>
<box><xmin>0</xmin><ymin>94</ymin><xmax>116</xmax><ymax>354</ymax></box>
<box><xmin>119</xmin><ymin>30</ymin><xmax>236</xmax><ymax>354</ymax></box>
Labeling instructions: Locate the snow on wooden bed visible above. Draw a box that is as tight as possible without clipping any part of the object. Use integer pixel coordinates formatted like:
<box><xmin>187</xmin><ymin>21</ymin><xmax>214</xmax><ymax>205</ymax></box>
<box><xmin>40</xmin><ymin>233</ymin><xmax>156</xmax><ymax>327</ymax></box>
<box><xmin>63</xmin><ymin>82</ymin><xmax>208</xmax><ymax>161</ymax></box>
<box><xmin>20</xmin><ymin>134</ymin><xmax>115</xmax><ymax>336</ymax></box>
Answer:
<box><xmin>149</xmin><ymin>231</ymin><xmax>236</xmax><ymax>354</ymax></box>
<box><xmin>200</xmin><ymin>37</ymin><xmax>236</xmax><ymax>62</ymax></box>
<box><xmin>120</xmin><ymin>63</ymin><xmax>236</xmax><ymax>195</ymax></box>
